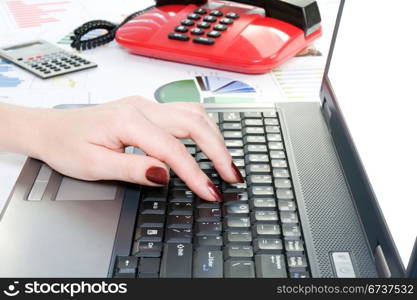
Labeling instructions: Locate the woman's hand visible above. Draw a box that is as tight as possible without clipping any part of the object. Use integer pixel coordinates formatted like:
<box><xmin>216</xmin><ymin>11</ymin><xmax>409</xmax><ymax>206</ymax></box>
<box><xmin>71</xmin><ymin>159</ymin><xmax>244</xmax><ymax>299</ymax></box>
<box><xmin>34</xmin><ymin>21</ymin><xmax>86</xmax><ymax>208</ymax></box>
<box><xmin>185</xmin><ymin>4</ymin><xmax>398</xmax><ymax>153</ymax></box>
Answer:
<box><xmin>10</xmin><ymin>97</ymin><xmax>244</xmax><ymax>201</ymax></box>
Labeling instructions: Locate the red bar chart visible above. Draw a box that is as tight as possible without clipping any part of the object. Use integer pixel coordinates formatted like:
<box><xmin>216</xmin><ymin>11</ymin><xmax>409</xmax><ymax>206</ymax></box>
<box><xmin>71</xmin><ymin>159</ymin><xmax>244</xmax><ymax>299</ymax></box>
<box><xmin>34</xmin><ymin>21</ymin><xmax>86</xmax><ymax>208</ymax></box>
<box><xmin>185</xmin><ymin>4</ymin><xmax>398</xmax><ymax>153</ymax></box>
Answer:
<box><xmin>6</xmin><ymin>0</ymin><xmax>71</xmax><ymax>28</ymax></box>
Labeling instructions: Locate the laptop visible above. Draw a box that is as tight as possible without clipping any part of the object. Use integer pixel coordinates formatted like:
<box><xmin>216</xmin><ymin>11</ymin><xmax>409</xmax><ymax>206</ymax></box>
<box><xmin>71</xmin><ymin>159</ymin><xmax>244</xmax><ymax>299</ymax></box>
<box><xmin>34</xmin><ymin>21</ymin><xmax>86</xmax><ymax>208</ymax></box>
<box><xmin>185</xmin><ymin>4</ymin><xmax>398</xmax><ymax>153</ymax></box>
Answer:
<box><xmin>0</xmin><ymin>0</ymin><xmax>415</xmax><ymax>278</ymax></box>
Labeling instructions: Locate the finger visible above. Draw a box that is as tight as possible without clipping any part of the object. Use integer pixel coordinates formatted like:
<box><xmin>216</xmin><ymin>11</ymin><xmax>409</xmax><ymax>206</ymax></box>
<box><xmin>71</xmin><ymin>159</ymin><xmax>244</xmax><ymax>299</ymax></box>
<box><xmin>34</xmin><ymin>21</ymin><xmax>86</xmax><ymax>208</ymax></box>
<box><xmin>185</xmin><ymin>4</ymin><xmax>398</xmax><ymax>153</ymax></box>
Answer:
<box><xmin>88</xmin><ymin>146</ymin><xmax>170</xmax><ymax>186</ymax></box>
<box><xmin>122</xmin><ymin>114</ymin><xmax>224</xmax><ymax>202</ymax></box>
<box><xmin>125</xmin><ymin>99</ymin><xmax>242</xmax><ymax>183</ymax></box>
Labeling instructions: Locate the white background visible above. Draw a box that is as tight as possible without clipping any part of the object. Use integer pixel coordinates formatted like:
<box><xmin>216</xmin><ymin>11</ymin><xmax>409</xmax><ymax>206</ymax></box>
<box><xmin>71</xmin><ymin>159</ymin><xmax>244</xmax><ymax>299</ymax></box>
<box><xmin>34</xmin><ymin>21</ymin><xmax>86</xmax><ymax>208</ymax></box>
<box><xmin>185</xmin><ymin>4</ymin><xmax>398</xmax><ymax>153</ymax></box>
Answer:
<box><xmin>329</xmin><ymin>0</ymin><xmax>417</xmax><ymax>267</ymax></box>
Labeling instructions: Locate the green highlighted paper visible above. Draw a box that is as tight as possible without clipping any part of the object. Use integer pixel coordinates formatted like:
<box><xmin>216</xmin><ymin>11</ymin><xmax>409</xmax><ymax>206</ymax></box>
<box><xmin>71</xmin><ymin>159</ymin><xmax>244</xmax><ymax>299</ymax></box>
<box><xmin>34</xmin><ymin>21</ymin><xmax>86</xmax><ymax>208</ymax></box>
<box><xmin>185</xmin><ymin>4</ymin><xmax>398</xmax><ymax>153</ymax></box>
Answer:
<box><xmin>154</xmin><ymin>76</ymin><xmax>257</xmax><ymax>104</ymax></box>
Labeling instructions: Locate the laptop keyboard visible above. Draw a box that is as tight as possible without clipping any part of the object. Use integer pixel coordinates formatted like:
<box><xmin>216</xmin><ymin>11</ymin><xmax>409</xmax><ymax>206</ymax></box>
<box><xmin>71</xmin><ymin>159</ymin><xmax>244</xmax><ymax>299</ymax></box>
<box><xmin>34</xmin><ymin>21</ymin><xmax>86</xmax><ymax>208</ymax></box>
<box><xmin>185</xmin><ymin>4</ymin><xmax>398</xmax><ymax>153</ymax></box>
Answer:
<box><xmin>113</xmin><ymin>110</ymin><xmax>310</xmax><ymax>278</ymax></box>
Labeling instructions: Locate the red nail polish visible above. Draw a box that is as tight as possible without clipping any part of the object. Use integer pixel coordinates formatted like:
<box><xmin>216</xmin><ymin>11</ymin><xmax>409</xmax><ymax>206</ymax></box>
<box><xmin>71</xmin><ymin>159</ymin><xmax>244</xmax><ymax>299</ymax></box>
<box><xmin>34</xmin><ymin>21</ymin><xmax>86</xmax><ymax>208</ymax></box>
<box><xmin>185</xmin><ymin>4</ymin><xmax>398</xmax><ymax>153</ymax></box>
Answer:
<box><xmin>207</xmin><ymin>181</ymin><xmax>224</xmax><ymax>202</ymax></box>
<box><xmin>231</xmin><ymin>162</ymin><xmax>245</xmax><ymax>183</ymax></box>
<box><xmin>145</xmin><ymin>166</ymin><xmax>169</xmax><ymax>185</ymax></box>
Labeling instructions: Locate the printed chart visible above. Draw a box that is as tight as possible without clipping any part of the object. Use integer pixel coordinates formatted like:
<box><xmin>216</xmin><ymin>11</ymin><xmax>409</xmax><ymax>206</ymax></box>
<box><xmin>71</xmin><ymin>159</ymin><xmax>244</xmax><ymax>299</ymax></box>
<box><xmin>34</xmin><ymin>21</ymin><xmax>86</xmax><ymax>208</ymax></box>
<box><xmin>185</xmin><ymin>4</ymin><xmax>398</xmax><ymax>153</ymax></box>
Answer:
<box><xmin>154</xmin><ymin>76</ymin><xmax>257</xmax><ymax>104</ymax></box>
<box><xmin>0</xmin><ymin>59</ymin><xmax>24</xmax><ymax>88</ymax></box>
<box><xmin>5</xmin><ymin>0</ymin><xmax>71</xmax><ymax>29</ymax></box>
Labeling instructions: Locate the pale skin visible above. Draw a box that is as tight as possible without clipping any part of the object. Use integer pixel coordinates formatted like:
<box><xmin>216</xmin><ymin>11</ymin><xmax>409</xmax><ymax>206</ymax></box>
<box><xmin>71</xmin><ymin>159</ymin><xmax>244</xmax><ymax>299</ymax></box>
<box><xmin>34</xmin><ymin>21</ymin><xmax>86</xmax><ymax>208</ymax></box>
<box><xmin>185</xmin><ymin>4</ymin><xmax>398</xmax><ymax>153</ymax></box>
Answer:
<box><xmin>0</xmin><ymin>97</ymin><xmax>244</xmax><ymax>202</ymax></box>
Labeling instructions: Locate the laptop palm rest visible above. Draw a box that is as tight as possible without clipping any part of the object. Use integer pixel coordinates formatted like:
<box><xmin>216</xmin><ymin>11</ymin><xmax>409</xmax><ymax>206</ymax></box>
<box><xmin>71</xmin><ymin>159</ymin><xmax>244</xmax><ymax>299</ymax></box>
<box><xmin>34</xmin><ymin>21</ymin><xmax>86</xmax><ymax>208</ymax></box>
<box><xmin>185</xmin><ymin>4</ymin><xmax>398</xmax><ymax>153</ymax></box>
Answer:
<box><xmin>0</xmin><ymin>158</ymin><xmax>124</xmax><ymax>277</ymax></box>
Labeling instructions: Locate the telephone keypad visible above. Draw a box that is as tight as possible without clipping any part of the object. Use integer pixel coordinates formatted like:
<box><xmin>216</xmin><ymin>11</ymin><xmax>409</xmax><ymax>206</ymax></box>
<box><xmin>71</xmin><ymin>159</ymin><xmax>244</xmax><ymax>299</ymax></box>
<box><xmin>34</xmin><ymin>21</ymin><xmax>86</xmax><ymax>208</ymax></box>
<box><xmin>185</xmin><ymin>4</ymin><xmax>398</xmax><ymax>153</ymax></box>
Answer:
<box><xmin>168</xmin><ymin>8</ymin><xmax>239</xmax><ymax>45</ymax></box>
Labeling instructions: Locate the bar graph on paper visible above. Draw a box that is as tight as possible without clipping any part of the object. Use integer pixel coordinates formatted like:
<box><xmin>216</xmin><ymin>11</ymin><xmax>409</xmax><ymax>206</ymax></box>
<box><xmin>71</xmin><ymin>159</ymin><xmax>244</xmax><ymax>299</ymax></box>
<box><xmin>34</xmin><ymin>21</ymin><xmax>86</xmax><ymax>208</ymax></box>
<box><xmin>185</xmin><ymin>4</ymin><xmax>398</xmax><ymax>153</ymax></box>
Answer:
<box><xmin>0</xmin><ymin>59</ymin><xmax>24</xmax><ymax>88</ymax></box>
<box><xmin>5</xmin><ymin>0</ymin><xmax>71</xmax><ymax>29</ymax></box>
<box><xmin>273</xmin><ymin>57</ymin><xmax>325</xmax><ymax>100</ymax></box>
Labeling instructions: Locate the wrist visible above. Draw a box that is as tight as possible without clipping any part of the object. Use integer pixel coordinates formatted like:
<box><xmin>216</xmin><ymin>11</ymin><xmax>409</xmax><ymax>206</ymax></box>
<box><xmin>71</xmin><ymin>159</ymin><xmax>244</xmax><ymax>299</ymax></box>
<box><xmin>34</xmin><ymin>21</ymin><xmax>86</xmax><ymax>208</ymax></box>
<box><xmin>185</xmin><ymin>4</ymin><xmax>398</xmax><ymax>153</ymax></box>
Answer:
<box><xmin>0</xmin><ymin>103</ymin><xmax>51</xmax><ymax>159</ymax></box>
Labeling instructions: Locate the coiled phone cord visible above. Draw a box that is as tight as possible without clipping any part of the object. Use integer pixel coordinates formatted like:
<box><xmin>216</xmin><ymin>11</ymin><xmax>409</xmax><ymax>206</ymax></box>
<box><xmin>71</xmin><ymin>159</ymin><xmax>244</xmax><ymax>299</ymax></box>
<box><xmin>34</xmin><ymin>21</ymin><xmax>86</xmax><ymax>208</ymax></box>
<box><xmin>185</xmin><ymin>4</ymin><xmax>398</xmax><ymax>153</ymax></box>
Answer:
<box><xmin>70</xmin><ymin>6</ymin><xmax>154</xmax><ymax>51</ymax></box>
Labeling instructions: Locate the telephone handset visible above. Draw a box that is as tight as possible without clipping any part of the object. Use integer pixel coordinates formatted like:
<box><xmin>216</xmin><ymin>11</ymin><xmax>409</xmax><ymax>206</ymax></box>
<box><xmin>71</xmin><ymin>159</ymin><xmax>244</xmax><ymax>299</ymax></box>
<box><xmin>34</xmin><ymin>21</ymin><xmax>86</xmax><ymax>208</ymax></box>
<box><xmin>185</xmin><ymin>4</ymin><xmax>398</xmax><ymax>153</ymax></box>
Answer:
<box><xmin>71</xmin><ymin>0</ymin><xmax>321</xmax><ymax>74</ymax></box>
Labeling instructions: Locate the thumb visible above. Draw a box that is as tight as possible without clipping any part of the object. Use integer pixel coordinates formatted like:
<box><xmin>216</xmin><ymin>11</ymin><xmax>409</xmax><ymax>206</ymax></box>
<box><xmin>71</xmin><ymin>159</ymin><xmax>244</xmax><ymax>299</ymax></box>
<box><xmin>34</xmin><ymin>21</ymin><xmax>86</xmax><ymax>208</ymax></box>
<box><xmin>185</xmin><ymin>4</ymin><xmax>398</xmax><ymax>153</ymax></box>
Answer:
<box><xmin>93</xmin><ymin>148</ymin><xmax>170</xmax><ymax>186</ymax></box>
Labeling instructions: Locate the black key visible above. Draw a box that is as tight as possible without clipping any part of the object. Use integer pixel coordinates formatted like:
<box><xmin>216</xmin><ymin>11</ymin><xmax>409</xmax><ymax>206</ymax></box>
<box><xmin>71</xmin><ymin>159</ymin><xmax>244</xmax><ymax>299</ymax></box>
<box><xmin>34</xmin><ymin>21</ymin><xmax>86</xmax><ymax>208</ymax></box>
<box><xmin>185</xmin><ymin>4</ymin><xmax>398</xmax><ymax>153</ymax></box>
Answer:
<box><xmin>180</xmin><ymin>138</ymin><xmax>195</xmax><ymax>146</ymax></box>
<box><xmin>195</xmin><ymin>8</ymin><xmax>207</xmax><ymax>14</ymax></box>
<box><xmin>140</xmin><ymin>201</ymin><xmax>166</xmax><ymax>214</ymax></box>
<box><xmin>207</xmin><ymin>30</ymin><xmax>221</xmax><ymax>38</ymax></box>
<box><xmin>250</xmin><ymin>186</ymin><xmax>274</xmax><ymax>196</ymax></box>
<box><xmin>280</xmin><ymin>212</ymin><xmax>299</xmax><ymax>224</ymax></box>
<box><xmin>168</xmin><ymin>189</ymin><xmax>194</xmax><ymax>203</ymax></box>
<box><xmin>222</xmin><ymin>112</ymin><xmax>241</xmax><ymax>122</ymax></box>
<box><xmin>274</xmin><ymin>178</ymin><xmax>292</xmax><ymax>189</ymax></box>
<box><xmin>138</xmin><ymin>258</ymin><xmax>160</xmax><ymax>278</ymax></box>
<box><xmin>278</xmin><ymin>200</ymin><xmax>297</xmax><ymax>212</ymax></box>
<box><xmin>224</xmin><ymin>245</ymin><xmax>253</xmax><ymax>259</ymax></box>
<box><xmin>244</xmin><ymin>135</ymin><xmax>266</xmax><ymax>144</ymax></box>
<box><xmin>191</xmin><ymin>28</ymin><xmax>205</xmax><ymax>35</ymax></box>
<box><xmin>135</xmin><ymin>227</ymin><xmax>163</xmax><ymax>242</ymax></box>
<box><xmin>181</xmin><ymin>19</ymin><xmax>194</xmax><ymax>26</ymax></box>
<box><xmin>285</xmin><ymin>240</ymin><xmax>304</xmax><ymax>252</ymax></box>
<box><xmin>142</xmin><ymin>186</ymin><xmax>168</xmax><ymax>201</ymax></box>
<box><xmin>115</xmin><ymin>256</ymin><xmax>137</xmax><ymax>278</ymax></box>
<box><xmin>282</xmin><ymin>224</ymin><xmax>301</xmax><ymax>239</ymax></box>
<box><xmin>223</xmin><ymin>192</ymin><xmax>248</xmax><ymax>205</ymax></box>
<box><xmin>225</xmin><ymin>231</ymin><xmax>252</xmax><ymax>243</ymax></box>
<box><xmin>290</xmin><ymin>271</ymin><xmax>310</xmax><ymax>278</ymax></box>
<box><xmin>137</xmin><ymin>214</ymin><xmax>165</xmax><ymax>228</ymax></box>
<box><xmin>243</xmin><ymin>119</ymin><xmax>263</xmax><ymax>126</ymax></box>
<box><xmin>203</xmin><ymin>15</ymin><xmax>217</xmax><ymax>22</ymax></box>
<box><xmin>220</xmin><ymin>17</ymin><xmax>233</xmax><ymax>25</ymax></box>
<box><xmin>171</xmin><ymin>178</ymin><xmax>187</xmax><ymax>188</ymax></box>
<box><xmin>132</xmin><ymin>241</ymin><xmax>162</xmax><ymax>257</ymax></box>
<box><xmin>225</xmin><ymin>260</ymin><xmax>255</xmax><ymax>278</ymax></box>
<box><xmin>196</xmin><ymin>222</ymin><xmax>222</xmax><ymax>236</ymax></box>
<box><xmin>254</xmin><ymin>238</ymin><xmax>283</xmax><ymax>253</ymax></box>
<box><xmin>224</xmin><ymin>216</ymin><xmax>250</xmax><ymax>228</ymax></box>
<box><xmin>267</xmin><ymin>134</ymin><xmax>282</xmax><ymax>142</ymax></box>
<box><xmin>223</xmin><ymin>131</ymin><xmax>243</xmax><ymax>139</ymax></box>
<box><xmin>197</xmin><ymin>21</ymin><xmax>211</xmax><ymax>29</ymax></box>
<box><xmin>266</xmin><ymin>126</ymin><xmax>281</xmax><ymax>133</ymax></box>
<box><xmin>251</xmin><ymin>211</ymin><xmax>278</xmax><ymax>222</ymax></box>
<box><xmin>175</xmin><ymin>25</ymin><xmax>188</xmax><ymax>33</ymax></box>
<box><xmin>229</xmin><ymin>148</ymin><xmax>244</xmax><ymax>158</ymax></box>
<box><xmin>243</xmin><ymin>127</ymin><xmax>264</xmax><ymax>135</ymax></box>
<box><xmin>197</xmin><ymin>207</ymin><xmax>222</xmax><ymax>222</ymax></box>
<box><xmin>195</xmin><ymin>152</ymin><xmax>209</xmax><ymax>161</ymax></box>
<box><xmin>168</xmin><ymin>202</ymin><xmax>193</xmax><ymax>215</ymax></box>
<box><xmin>193</xmin><ymin>249</ymin><xmax>223</xmax><ymax>278</ymax></box>
<box><xmin>165</xmin><ymin>228</ymin><xmax>193</xmax><ymax>243</ymax></box>
<box><xmin>167</xmin><ymin>215</ymin><xmax>193</xmax><ymax>229</ymax></box>
<box><xmin>168</xmin><ymin>32</ymin><xmax>191</xmax><ymax>41</ymax></box>
<box><xmin>268</xmin><ymin>142</ymin><xmax>284</xmax><ymax>150</ymax></box>
<box><xmin>271</xmin><ymin>159</ymin><xmax>287</xmax><ymax>168</ymax></box>
<box><xmin>245</xmin><ymin>144</ymin><xmax>268</xmax><ymax>153</ymax></box>
<box><xmin>160</xmin><ymin>243</ymin><xmax>192</xmax><ymax>278</ymax></box>
<box><xmin>246</xmin><ymin>154</ymin><xmax>269</xmax><ymax>163</ymax></box>
<box><xmin>196</xmin><ymin>235</ymin><xmax>223</xmax><ymax>248</ymax></box>
<box><xmin>188</xmin><ymin>13</ymin><xmax>201</xmax><ymax>20</ymax></box>
<box><xmin>264</xmin><ymin>118</ymin><xmax>279</xmax><ymax>125</ymax></box>
<box><xmin>246</xmin><ymin>164</ymin><xmax>271</xmax><ymax>175</ymax></box>
<box><xmin>193</xmin><ymin>36</ymin><xmax>215</xmax><ymax>45</ymax></box>
<box><xmin>255</xmin><ymin>254</ymin><xmax>287</xmax><ymax>278</ymax></box>
<box><xmin>224</xmin><ymin>203</ymin><xmax>249</xmax><ymax>215</ymax></box>
<box><xmin>214</xmin><ymin>24</ymin><xmax>227</xmax><ymax>31</ymax></box>
<box><xmin>253</xmin><ymin>224</ymin><xmax>281</xmax><ymax>236</ymax></box>
<box><xmin>273</xmin><ymin>169</ymin><xmax>290</xmax><ymax>178</ymax></box>
<box><xmin>276</xmin><ymin>189</ymin><xmax>294</xmax><ymax>200</ymax></box>
<box><xmin>73</xmin><ymin>63</ymin><xmax>80</xmax><ymax>67</ymax></box>
<box><xmin>251</xmin><ymin>197</ymin><xmax>276</xmax><ymax>209</ymax></box>
<box><xmin>248</xmin><ymin>175</ymin><xmax>272</xmax><ymax>185</ymax></box>
<box><xmin>226</xmin><ymin>12</ymin><xmax>240</xmax><ymax>19</ymax></box>
<box><xmin>207</xmin><ymin>112</ymin><xmax>219</xmax><ymax>123</ymax></box>
<box><xmin>221</xmin><ymin>123</ymin><xmax>242</xmax><ymax>130</ymax></box>
<box><xmin>224</xmin><ymin>182</ymin><xmax>247</xmax><ymax>192</ymax></box>
<box><xmin>210</xmin><ymin>10</ymin><xmax>223</xmax><ymax>16</ymax></box>
<box><xmin>196</xmin><ymin>197</ymin><xmax>221</xmax><ymax>208</ymax></box>
<box><xmin>287</xmin><ymin>255</ymin><xmax>308</xmax><ymax>269</ymax></box>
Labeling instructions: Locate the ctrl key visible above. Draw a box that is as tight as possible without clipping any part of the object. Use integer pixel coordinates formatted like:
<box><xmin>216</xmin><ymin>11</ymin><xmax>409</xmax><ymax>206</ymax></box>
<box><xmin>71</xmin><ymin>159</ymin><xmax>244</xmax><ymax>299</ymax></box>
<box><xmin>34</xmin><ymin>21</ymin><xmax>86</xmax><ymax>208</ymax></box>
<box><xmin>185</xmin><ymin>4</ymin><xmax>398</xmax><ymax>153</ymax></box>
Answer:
<box><xmin>168</xmin><ymin>33</ymin><xmax>190</xmax><ymax>41</ymax></box>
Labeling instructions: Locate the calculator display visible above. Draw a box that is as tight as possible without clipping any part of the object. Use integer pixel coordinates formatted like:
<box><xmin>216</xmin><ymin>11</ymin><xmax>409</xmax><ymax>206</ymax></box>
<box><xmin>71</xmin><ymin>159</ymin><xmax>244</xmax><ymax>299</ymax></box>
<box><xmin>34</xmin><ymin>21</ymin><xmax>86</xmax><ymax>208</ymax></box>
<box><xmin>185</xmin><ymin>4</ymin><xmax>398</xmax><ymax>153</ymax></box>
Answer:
<box><xmin>3</xmin><ymin>42</ymin><xmax>42</xmax><ymax>51</ymax></box>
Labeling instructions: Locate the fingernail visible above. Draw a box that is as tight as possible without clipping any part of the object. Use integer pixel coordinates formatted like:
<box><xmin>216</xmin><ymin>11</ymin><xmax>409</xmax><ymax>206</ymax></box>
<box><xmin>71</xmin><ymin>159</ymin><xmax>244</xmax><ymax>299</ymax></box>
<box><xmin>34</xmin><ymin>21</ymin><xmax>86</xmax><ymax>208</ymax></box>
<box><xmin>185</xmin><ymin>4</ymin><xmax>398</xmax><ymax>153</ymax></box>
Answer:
<box><xmin>207</xmin><ymin>180</ymin><xmax>224</xmax><ymax>202</ymax></box>
<box><xmin>231</xmin><ymin>162</ymin><xmax>245</xmax><ymax>183</ymax></box>
<box><xmin>145</xmin><ymin>166</ymin><xmax>169</xmax><ymax>185</ymax></box>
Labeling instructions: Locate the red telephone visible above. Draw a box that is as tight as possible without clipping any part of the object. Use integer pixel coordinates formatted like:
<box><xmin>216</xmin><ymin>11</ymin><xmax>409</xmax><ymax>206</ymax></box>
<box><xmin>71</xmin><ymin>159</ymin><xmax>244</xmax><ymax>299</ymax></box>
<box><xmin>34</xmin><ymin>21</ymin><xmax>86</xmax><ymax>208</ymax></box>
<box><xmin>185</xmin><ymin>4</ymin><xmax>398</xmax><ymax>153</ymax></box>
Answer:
<box><xmin>115</xmin><ymin>0</ymin><xmax>322</xmax><ymax>74</ymax></box>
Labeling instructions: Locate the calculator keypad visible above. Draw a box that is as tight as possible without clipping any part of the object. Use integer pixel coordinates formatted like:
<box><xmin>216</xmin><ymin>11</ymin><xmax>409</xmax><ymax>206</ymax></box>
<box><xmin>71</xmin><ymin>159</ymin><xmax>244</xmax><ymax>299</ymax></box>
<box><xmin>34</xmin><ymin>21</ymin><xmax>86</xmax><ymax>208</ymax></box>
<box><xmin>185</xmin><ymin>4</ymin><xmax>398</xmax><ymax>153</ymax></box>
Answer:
<box><xmin>168</xmin><ymin>7</ymin><xmax>240</xmax><ymax>46</ymax></box>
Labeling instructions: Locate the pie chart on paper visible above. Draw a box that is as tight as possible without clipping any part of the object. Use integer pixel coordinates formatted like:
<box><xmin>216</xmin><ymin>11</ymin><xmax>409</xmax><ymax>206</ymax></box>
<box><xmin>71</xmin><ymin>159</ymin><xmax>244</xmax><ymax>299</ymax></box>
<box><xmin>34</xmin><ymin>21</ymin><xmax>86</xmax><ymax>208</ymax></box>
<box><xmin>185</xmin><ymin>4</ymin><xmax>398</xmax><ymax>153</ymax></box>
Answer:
<box><xmin>154</xmin><ymin>76</ymin><xmax>257</xmax><ymax>104</ymax></box>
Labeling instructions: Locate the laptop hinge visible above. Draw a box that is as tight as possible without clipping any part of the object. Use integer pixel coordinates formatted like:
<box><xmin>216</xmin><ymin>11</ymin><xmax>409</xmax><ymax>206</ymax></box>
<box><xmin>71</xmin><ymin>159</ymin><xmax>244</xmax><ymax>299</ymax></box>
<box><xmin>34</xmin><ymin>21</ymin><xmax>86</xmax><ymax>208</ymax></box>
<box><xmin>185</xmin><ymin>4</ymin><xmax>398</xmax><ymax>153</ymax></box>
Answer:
<box><xmin>375</xmin><ymin>245</ymin><xmax>392</xmax><ymax>278</ymax></box>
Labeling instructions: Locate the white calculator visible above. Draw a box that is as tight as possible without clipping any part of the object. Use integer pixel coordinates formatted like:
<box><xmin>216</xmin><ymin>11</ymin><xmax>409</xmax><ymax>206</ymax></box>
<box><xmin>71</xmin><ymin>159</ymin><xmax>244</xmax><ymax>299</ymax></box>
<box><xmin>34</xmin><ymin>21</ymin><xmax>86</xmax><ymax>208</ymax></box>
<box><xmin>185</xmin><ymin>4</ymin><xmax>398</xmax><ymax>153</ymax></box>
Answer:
<box><xmin>0</xmin><ymin>40</ymin><xmax>97</xmax><ymax>79</ymax></box>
